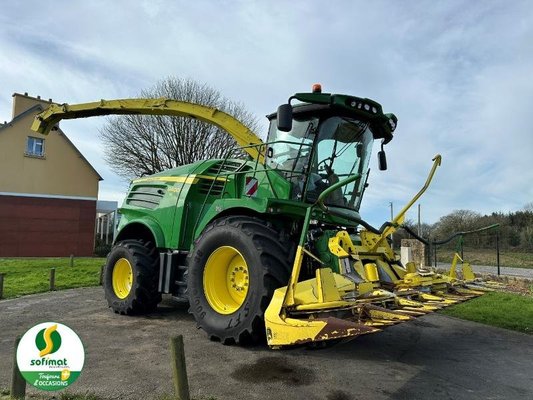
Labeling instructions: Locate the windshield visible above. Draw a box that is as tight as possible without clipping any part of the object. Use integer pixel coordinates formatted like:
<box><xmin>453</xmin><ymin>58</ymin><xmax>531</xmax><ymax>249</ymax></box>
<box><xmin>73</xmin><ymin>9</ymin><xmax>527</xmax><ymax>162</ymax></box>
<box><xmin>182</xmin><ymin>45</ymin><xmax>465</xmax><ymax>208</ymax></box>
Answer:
<box><xmin>266</xmin><ymin>116</ymin><xmax>318</xmax><ymax>200</ymax></box>
<box><xmin>310</xmin><ymin>116</ymin><xmax>373</xmax><ymax>209</ymax></box>
<box><xmin>266</xmin><ymin>115</ymin><xmax>373</xmax><ymax>210</ymax></box>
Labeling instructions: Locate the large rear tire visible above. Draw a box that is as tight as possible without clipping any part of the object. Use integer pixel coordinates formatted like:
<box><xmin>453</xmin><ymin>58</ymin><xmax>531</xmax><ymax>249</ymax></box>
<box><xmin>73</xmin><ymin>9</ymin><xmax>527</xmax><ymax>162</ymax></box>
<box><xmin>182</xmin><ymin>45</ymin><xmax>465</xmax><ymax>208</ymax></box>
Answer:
<box><xmin>186</xmin><ymin>216</ymin><xmax>291</xmax><ymax>344</ymax></box>
<box><xmin>104</xmin><ymin>240</ymin><xmax>162</xmax><ymax>315</ymax></box>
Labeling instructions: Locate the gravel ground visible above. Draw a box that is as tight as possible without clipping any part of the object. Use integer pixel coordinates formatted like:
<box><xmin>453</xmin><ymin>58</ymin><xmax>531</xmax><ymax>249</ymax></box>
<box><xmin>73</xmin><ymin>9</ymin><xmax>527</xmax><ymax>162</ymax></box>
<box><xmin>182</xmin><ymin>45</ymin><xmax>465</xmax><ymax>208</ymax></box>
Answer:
<box><xmin>1</xmin><ymin>287</ymin><xmax>533</xmax><ymax>400</ymax></box>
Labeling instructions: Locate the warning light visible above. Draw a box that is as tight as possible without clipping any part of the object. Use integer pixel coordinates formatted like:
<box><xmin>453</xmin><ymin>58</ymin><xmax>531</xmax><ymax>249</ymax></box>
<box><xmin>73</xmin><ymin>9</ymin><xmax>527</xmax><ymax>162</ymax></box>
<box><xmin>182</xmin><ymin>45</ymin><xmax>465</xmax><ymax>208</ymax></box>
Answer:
<box><xmin>312</xmin><ymin>83</ymin><xmax>322</xmax><ymax>93</ymax></box>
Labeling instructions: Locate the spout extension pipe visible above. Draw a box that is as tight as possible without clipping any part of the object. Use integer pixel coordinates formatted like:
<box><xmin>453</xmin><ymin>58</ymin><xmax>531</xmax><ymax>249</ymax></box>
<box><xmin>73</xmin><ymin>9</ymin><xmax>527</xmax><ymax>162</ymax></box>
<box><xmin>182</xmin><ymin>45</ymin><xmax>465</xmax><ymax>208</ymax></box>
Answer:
<box><xmin>31</xmin><ymin>98</ymin><xmax>264</xmax><ymax>161</ymax></box>
<box><xmin>391</xmin><ymin>154</ymin><xmax>441</xmax><ymax>226</ymax></box>
<box><xmin>374</xmin><ymin>155</ymin><xmax>442</xmax><ymax>245</ymax></box>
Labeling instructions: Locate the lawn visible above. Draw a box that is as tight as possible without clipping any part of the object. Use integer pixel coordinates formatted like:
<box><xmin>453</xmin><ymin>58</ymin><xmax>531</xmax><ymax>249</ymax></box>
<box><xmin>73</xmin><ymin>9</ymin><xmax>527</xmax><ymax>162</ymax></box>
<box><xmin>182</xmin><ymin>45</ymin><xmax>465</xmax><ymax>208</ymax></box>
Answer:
<box><xmin>440</xmin><ymin>291</ymin><xmax>533</xmax><ymax>334</ymax></box>
<box><xmin>437</xmin><ymin>248</ymin><xmax>533</xmax><ymax>269</ymax></box>
<box><xmin>0</xmin><ymin>257</ymin><xmax>105</xmax><ymax>299</ymax></box>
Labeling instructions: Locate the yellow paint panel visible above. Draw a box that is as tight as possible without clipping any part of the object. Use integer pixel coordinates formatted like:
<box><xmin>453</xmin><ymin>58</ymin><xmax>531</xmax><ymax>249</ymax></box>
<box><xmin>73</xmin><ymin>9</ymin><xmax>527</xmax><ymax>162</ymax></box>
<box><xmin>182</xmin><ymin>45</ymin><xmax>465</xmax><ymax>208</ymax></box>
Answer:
<box><xmin>462</xmin><ymin>263</ymin><xmax>476</xmax><ymax>281</ymax></box>
<box><xmin>265</xmin><ymin>288</ymin><xmax>329</xmax><ymax>346</ymax></box>
<box><xmin>316</xmin><ymin>268</ymin><xmax>341</xmax><ymax>303</ymax></box>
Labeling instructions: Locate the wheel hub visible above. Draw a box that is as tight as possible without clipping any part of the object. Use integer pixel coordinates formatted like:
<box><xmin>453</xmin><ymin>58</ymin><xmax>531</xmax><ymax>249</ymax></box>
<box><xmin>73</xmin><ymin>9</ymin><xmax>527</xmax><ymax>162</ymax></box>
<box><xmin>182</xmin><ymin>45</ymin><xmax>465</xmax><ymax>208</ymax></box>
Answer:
<box><xmin>230</xmin><ymin>264</ymin><xmax>249</xmax><ymax>292</ymax></box>
<box><xmin>203</xmin><ymin>246</ymin><xmax>250</xmax><ymax>315</ymax></box>
<box><xmin>112</xmin><ymin>258</ymin><xmax>133</xmax><ymax>299</ymax></box>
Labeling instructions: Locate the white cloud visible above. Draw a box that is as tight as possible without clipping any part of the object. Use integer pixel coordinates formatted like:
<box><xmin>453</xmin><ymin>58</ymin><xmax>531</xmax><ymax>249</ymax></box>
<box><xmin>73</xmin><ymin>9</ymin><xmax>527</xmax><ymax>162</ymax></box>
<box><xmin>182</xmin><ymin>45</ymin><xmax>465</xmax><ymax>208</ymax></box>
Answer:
<box><xmin>1</xmin><ymin>0</ymin><xmax>532</xmax><ymax>225</ymax></box>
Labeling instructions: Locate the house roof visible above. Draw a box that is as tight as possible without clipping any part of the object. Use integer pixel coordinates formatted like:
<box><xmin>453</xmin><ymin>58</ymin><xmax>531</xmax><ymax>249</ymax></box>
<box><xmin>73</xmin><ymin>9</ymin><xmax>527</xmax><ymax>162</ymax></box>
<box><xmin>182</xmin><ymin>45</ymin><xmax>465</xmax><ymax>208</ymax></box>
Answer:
<box><xmin>0</xmin><ymin>101</ymin><xmax>103</xmax><ymax>181</ymax></box>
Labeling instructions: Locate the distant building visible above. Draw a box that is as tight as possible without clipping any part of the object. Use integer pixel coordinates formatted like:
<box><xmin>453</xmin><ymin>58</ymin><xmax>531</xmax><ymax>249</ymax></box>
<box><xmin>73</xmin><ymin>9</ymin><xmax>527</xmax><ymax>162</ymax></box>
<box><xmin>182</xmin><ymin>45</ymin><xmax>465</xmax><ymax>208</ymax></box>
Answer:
<box><xmin>96</xmin><ymin>200</ymin><xmax>119</xmax><ymax>245</ymax></box>
<box><xmin>0</xmin><ymin>93</ymin><xmax>102</xmax><ymax>256</ymax></box>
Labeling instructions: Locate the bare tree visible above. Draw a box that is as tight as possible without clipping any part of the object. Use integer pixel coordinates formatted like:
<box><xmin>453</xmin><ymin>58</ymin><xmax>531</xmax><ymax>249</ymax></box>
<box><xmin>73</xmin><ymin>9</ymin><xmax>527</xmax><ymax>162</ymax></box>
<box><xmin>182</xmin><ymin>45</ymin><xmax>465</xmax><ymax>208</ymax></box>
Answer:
<box><xmin>100</xmin><ymin>77</ymin><xmax>260</xmax><ymax>179</ymax></box>
<box><xmin>432</xmin><ymin>209</ymin><xmax>483</xmax><ymax>238</ymax></box>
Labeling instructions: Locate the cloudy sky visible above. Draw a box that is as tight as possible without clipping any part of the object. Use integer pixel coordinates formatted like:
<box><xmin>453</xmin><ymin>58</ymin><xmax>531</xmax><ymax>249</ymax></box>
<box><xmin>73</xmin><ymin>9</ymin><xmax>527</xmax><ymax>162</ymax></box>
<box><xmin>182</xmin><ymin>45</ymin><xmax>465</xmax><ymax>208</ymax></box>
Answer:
<box><xmin>1</xmin><ymin>1</ymin><xmax>532</xmax><ymax>226</ymax></box>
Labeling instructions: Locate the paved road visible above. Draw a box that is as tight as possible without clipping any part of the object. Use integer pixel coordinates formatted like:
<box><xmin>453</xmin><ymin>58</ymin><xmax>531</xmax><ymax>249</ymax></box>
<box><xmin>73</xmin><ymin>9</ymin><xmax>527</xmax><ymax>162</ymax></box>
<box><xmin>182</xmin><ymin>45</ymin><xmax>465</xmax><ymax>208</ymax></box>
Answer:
<box><xmin>471</xmin><ymin>264</ymin><xmax>533</xmax><ymax>279</ymax></box>
<box><xmin>1</xmin><ymin>288</ymin><xmax>532</xmax><ymax>400</ymax></box>
<box><xmin>437</xmin><ymin>262</ymin><xmax>533</xmax><ymax>279</ymax></box>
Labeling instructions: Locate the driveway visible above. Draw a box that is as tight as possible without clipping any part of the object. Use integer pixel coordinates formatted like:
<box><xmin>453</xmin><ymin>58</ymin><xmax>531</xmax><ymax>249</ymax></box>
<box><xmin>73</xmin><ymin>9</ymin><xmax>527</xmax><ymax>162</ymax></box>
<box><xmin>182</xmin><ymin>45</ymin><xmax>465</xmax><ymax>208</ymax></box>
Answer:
<box><xmin>1</xmin><ymin>287</ymin><xmax>532</xmax><ymax>400</ymax></box>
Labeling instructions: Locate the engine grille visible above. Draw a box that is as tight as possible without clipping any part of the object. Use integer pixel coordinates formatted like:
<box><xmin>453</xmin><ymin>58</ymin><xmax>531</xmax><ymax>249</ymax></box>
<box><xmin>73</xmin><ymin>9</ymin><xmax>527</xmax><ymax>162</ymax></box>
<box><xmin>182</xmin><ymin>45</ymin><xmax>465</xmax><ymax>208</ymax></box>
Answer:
<box><xmin>197</xmin><ymin>179</ymin><xmax>226</xmax><ymax>196</ymax></box>
<box><xmin>205</xmin><ymin>160</ymin><xmax>243</xmax><ymax>174</ymax></box>
<box><xmin>126</xmin><ymin>185</ymin><xmax>166</xmax><ymax>209</ymax></box>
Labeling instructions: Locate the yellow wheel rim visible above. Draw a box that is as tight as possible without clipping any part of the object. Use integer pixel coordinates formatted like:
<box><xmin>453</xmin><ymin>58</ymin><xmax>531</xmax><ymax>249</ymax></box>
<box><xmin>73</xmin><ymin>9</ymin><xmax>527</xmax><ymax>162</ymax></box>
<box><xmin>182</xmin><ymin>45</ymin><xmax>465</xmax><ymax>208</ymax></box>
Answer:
<box><xmin>112</xmin><ymin>258</ymin><xmax>133</xmax><ymax>299</ymax></box>
<box><xmin>203</xmin><ymin>246</ymin><xmax>249</xmax><ymax>315</ymax></box>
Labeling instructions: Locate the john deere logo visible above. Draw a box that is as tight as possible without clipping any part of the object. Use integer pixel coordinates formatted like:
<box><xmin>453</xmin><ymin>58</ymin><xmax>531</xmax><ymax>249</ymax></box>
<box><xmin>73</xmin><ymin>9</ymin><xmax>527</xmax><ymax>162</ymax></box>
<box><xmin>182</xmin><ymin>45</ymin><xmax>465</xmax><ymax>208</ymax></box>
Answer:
<box><xmin>17</xmin><ymin>322</ymin><xmax>85</xmax><ymax>391</ymax></box>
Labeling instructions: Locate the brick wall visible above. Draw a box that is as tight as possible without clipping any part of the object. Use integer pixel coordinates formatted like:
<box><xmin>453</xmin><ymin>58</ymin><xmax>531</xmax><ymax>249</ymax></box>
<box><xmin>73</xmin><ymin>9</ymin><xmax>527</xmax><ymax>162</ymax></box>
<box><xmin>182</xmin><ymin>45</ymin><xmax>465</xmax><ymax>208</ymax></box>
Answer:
<box><xmin>0</xmin><ymin>195</ymin><xmax>96</xmax><ymax>256</ymax></box>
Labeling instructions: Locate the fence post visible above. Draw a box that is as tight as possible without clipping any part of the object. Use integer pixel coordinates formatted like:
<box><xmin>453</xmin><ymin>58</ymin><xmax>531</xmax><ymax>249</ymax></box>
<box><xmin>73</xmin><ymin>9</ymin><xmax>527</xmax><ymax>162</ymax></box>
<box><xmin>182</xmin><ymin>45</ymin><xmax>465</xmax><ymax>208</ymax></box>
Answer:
<box><xmin>170</xmin><ymin>335</ymin><xmax>190</xmax><ymax>400</ymax></box>
<box><xmin>49</xmin><ymin>268</ymin><xmax>56</xmax><ymax>291</ymax></box>
<box><xmin>69</xmin><ymin>254</ymin><xmax>74</xmax><ymax>267</ymax></box>
<box><xmin>11</xmin><ymin>336</ymin><xmax>26</xmax><ymax>399</ymax></box>
<box><xmin>496</xmin><ymin>232</ymin><xmax>501</xmax><ymax>276</ymax></box>
<box><xmin>99</xmin><ymin>265</ymin><xmax>104</xmax><ymax>285</ymax></box>
<box><xmin>433</xmin><ymin>238</ymin><xmax>437</xmax><ymax>268</ymax></box>
<box><xmin>0</xmin><ymin>273</ymin><xmax>4</xmax><ymax>299</ymax></box>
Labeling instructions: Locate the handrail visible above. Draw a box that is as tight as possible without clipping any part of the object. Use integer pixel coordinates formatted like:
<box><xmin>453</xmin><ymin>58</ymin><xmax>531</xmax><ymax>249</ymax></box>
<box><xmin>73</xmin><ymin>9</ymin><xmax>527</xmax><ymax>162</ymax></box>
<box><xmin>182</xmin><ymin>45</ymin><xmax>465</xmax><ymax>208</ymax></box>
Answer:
<box><xmin>314</xmin><ymin>173</ymin><xmax>383</xmax><ymax>234</ymax></box>
<box><xmin>316</xmin><ymin>173</ymin><xmax>361</xmax><ymax>209</ymax></box>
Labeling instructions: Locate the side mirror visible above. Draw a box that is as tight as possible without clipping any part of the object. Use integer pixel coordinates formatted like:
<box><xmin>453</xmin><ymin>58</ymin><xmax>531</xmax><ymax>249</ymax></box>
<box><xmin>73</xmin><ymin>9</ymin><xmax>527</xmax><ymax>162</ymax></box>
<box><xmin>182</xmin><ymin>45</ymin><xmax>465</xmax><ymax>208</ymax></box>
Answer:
<box><xmin>277</xmin><ymin>103</ymin><xmax>293</xmax><ymax>132</ymax></box>
<box><xmin>378</xmin><ymin>150</ymin><xmax>387</xmax><ymax>171</ymax></box>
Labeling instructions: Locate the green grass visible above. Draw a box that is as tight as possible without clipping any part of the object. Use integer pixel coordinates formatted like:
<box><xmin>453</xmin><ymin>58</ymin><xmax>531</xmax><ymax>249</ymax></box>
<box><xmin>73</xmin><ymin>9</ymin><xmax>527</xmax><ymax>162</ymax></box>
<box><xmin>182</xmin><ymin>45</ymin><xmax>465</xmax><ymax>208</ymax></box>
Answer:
<box><xmin>440</xmin><ymin>291</ymin><xmax>533</xmax><ymax>334</ymax></box>
<box><xmin>0</xmin><ymin>257</ymin><xmax>105</xmax><ymax>299</ymax></box>
<box><xmin>437</xmin><ymin>248</ymin><xmax>533</xmax><ymax>269</ymax></box>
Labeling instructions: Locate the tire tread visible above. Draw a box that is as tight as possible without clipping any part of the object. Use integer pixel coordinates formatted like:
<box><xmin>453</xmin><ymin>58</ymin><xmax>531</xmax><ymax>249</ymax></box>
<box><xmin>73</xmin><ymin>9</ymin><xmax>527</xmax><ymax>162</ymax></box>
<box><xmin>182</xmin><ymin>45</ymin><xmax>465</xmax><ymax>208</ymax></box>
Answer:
<box><xmin>185</xmin><ymin>216</ymin><xmax>293</xmax><ymax>344</ymax></box>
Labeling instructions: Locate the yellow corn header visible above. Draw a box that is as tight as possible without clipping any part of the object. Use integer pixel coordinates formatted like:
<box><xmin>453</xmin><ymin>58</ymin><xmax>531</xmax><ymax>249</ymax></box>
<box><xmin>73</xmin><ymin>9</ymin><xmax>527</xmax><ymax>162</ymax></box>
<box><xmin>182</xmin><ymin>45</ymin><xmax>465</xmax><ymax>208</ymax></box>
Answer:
<box><xmin>264</xmin><ymin>155</ymin><xmax>502</xmax><ymax>347</ymax></box>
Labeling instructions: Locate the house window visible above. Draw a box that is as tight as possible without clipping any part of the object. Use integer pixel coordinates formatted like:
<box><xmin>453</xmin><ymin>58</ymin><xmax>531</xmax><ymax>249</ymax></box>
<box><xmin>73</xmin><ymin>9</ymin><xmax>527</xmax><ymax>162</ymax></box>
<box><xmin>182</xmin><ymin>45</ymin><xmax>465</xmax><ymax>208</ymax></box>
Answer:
<box><xmin>26</xmin><ymin>136</ymin><xmax>45</xmax><ymax>157</ymax></box>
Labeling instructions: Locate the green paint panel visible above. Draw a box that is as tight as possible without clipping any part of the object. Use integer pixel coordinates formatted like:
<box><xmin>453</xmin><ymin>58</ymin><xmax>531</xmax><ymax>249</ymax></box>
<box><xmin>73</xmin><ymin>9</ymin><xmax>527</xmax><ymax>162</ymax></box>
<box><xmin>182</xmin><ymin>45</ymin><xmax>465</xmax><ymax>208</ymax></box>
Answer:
<box><xmin>113</xmin><ymin>90</ymin><xmax>396</xmax><ymax>261</ymax></box>
<box><xmin>21</xmin><ymin>371</ymin><xmax>81</xmax><ymax>391</ymax></box>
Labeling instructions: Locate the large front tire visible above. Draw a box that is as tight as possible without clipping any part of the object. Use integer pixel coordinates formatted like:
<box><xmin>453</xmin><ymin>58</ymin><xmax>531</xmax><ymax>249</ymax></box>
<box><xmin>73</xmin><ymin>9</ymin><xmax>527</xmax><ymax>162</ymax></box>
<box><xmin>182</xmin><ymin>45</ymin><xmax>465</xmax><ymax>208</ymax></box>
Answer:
<box><xmin>104</xmin><ymin>240</ymin><xmax>162</xmax><ymax>315</ymax></box>
<box><xmin>186</xmin><ymin>216</ymin><xmax>291</xmax><ymax>345</ymax></box>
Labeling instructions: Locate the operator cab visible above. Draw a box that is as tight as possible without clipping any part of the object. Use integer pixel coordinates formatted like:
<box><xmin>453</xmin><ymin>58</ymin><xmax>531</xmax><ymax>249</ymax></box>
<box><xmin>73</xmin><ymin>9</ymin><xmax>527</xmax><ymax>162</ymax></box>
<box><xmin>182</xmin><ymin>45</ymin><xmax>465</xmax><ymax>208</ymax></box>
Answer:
<box><xmin>266</xmin><ymin>112</ymin><xmax>373</xmax><ymax>211</ymax></box>
<box><xmin>265</xmin><ymin>85</ymin><xmax>397</xmax><ymax>212</ymax></box>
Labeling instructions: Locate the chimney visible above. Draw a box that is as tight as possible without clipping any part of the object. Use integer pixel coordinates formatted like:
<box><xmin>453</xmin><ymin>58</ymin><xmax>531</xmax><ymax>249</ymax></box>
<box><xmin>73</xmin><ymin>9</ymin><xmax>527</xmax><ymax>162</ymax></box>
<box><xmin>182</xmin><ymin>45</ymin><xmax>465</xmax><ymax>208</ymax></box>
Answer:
<box><xmin>11</xmin><ymin>92</ymin><xmax>55</xmax><ymax>119</ymax></box>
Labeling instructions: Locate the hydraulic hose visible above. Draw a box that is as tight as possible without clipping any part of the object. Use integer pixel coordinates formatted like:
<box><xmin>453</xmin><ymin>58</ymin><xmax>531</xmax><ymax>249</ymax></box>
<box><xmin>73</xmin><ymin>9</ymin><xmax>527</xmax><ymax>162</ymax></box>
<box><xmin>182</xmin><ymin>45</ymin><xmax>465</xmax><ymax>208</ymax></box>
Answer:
<box><xmin>401</xmin><ymin>225</ymin><xmax>430</xmax><ymax>245</ymax></box>
<box><xmin>401</xmin><ymin>223</ymin><xmax>500</xmax><ymax>246</ymax></box>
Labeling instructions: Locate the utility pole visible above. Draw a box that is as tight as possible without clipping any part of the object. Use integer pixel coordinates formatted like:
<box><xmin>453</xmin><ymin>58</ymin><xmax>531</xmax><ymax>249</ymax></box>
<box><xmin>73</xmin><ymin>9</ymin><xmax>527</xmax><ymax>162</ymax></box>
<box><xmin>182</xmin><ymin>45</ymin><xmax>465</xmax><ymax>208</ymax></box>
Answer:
<box><xmin>389</xmin><ymin>202</ymin><xmax>394</xmax><ymax>250</ymax></box>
